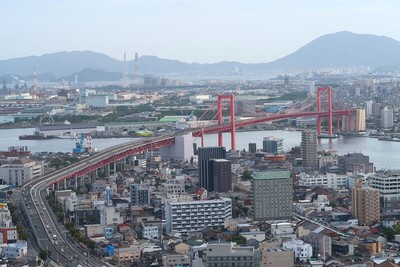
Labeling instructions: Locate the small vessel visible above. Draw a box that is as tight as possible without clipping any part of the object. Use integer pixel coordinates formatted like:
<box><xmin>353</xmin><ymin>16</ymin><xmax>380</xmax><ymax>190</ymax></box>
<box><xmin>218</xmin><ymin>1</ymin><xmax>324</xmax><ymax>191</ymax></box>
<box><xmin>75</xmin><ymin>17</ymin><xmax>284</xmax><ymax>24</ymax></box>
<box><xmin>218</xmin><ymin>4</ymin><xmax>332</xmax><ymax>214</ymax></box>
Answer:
<box><xmin>19</xmin><ymin>132</ymin><xmax>55</xmax><ymax>140</ymax></box>
<box><xmin>317</xmin><ymin>133</ymin><xmax>339</xmax><ymax>139</ymax></box>
<box><xmin>56</xmin><ymin>132</ymin><xmax>76</xmax><ymax>139</ymax></box>
<box><xmin>378</xmin><ymin>136</ymin><xmax>400</xmax><ymax>142</ymax></box>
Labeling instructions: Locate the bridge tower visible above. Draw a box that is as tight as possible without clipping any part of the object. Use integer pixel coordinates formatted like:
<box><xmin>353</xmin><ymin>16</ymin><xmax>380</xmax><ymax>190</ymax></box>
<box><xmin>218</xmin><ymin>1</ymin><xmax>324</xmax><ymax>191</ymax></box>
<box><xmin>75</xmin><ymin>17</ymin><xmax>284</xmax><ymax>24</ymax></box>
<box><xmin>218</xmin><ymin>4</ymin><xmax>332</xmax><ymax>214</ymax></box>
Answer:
<box><xmin>217</xmin><ymin>94</ymin><xmax>236</xmax><ymax>150</ymax></box>
<box><xmin>316</xmin><ymin>86</ymin><xmax>333</xmax><ymax>136</ymax></box>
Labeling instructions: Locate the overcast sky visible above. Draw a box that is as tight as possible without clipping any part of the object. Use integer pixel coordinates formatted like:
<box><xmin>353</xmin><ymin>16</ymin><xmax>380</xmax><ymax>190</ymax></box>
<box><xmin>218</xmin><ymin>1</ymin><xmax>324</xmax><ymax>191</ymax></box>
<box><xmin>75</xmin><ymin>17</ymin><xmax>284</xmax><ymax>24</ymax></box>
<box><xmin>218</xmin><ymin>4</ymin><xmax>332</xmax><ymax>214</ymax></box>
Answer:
<box><xmin>1</xmin><ymin>0</ymin><xmax>399</xmax><ymax>63</ymax></box>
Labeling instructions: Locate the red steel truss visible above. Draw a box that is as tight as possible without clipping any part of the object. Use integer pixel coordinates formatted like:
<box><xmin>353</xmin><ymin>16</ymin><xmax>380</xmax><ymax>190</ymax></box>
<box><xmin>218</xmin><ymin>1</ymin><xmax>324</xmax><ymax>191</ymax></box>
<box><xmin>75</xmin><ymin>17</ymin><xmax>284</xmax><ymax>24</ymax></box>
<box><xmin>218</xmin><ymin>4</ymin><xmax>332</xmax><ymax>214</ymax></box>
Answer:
<box><xmin>193</xmin><ymin>109</ymin><xmax>353</xmax><ymax>137</ymax></box>
<box><xmin>47</xmin><ymin>109</ymin><xmax>354</xmax><ymax>187</ymax></box>
<box><xmin>47</xmin><ymin>137</ymin><xmax>175</xmax><ymax>187</ymax></box>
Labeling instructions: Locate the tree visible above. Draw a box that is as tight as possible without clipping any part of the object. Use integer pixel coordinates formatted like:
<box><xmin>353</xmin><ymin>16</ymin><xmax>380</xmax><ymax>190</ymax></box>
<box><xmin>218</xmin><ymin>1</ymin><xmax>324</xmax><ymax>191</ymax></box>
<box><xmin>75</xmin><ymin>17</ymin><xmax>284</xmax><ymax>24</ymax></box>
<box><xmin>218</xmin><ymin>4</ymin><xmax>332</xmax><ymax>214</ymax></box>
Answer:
<box><xmin>241</xmin><ymin>170</ymin><xmax>252</xmax><ymax>181</ymax></box>
<box><xmin>39</xmin><ymin>249</ymin><xmax>51</xmax><ymax>260</ymax></box>
<box><xmin>230</xmin><ymin>235</ymin><xmax>246</xmax><ymax>245</ymax></box>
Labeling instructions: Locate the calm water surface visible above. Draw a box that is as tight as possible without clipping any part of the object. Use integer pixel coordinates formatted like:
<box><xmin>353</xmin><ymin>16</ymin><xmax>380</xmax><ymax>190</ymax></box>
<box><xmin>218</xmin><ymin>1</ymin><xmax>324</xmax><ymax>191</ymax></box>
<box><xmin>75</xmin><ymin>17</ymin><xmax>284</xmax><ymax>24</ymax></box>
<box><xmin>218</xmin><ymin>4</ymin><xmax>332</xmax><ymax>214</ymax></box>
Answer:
<box><xmin>0</xmin><ymin>128</ymin><xmax>399</xmax><ymax>170</ymax></box>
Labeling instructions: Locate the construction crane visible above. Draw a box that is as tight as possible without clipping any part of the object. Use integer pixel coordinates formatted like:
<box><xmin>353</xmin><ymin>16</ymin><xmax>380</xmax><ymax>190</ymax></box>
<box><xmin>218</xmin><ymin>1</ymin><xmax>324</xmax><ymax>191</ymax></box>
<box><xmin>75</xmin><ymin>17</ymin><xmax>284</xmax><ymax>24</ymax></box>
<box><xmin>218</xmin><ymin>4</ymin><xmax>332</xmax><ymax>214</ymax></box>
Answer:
<box><xmin>72</xmin><ymin>134</ymin><xmax>92</xmax><ymax>154</ymax></box>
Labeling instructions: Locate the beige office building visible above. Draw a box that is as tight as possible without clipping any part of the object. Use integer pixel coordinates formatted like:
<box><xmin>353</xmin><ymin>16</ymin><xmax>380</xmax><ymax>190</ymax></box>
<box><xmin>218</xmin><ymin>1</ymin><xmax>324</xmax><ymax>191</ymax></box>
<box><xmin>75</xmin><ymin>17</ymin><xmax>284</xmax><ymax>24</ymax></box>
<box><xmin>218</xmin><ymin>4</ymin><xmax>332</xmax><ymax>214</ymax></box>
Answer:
<box><xmin>261</xmin><ymin>247</ymin><xmax>294</xmax><ymax>267</ymax></box>
<box><xmin>300</xmin><ymin>130</ymin><xmax>318</xmax><ymax>169</ymax></box>
<box><xmin>351</xmin><ymin>179</ymin><xmax>380</xmax><ymax>226</ymax></box>
<box><xmin>341</xmin><ymin>108</ymin><xmax>366</xmax><ymax>132</ymax></box>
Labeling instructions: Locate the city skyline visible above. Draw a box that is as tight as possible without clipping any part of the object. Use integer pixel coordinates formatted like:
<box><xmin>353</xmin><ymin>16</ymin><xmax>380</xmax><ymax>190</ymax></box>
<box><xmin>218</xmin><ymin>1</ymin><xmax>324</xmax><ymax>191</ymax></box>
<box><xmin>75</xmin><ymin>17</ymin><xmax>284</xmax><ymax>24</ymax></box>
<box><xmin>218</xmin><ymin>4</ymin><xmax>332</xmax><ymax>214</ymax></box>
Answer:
<box><xmin>1</xmin><ymin>0</ymin><xmax>399</xmax><ymax>63</ymax></box>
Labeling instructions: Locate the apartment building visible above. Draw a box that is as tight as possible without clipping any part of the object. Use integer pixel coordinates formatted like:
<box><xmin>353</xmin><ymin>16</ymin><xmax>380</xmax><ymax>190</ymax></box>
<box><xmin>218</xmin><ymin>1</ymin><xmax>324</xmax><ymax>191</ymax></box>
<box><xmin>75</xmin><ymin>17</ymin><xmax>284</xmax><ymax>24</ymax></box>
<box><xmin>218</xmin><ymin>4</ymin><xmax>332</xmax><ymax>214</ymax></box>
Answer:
<box><xmin>165</xmin><ymin>197</ymin><xmax>232</xmax><ymax>233</ymax></box>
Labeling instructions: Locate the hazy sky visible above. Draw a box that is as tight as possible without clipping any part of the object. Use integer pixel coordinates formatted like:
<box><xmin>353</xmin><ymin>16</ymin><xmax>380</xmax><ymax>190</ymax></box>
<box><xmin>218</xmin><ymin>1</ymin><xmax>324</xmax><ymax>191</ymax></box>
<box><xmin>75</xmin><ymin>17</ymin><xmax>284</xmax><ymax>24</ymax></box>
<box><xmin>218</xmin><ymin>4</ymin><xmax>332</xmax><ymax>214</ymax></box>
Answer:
<box><xmin>1</xmin><ymin>0</ymin><xmax>399</xmax><ymax>63</ymax></box>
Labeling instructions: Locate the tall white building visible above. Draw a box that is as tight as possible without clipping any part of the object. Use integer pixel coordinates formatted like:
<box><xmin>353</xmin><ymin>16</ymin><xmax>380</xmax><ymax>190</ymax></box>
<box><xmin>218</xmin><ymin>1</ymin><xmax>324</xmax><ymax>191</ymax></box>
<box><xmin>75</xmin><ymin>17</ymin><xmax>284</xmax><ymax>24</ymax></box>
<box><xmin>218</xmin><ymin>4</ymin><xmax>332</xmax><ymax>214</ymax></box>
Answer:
<box><xmin>159</xmin><ymin>133</ymin><xmax>194</xmax><ymax>162</ymax></box>
<box><xmin>365</xmin><ymin>100</ymin><xmax>373</xmax><ymax>117</ymax></box>
<box><xmin>282</xmin><ymin>239</ymin><xmax>313</xmax><ymax>261</ymax></box>
<box><xmin>381</xmin><ymin>107</ymin><xmax>394</xmax><ymax>128</ymax></box>
<box><xmin>165</xmin><ymin>197</ymin><xmax>232</xmax><ymax>233</ymax></box>
<box><xmin>369</xmin><ymin>170</ymin><xmax>400</xmax><ymax>211</ymax></box>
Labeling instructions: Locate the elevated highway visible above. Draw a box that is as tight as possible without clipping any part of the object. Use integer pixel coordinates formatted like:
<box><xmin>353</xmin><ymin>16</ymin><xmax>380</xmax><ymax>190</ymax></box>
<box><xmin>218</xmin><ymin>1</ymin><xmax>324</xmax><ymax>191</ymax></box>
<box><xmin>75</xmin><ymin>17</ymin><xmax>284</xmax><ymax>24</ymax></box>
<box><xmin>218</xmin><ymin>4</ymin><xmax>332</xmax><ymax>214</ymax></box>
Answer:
<box><xmin>20</xmin><ymin>108</ymin><xmax>353</xmax><ymax>265</ymax></box>
<box><xmin>21</xmin><ymin>136</ymin><xmax>175</xmax><ymax>266</ymax></box>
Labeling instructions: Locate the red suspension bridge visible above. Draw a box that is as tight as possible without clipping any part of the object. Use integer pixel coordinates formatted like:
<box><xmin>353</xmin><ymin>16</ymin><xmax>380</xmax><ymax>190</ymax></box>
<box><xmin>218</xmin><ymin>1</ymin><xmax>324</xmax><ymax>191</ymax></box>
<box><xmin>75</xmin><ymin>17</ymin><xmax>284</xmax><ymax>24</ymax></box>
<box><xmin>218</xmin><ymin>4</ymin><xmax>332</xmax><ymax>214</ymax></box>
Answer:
<box><xmin>46</xmin><ymin>87</ymin><xmax>355</xmax><ymax>187</ymax></box>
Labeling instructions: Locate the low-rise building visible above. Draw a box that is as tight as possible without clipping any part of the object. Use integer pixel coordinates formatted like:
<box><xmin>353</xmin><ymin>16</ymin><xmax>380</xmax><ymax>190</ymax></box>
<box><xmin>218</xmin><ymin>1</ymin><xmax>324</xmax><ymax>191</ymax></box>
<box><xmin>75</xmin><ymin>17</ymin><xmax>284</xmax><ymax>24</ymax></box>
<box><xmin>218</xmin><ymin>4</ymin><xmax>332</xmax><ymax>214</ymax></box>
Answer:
<box><xmin>261</xmin><ymin>247</ymin><xmax>294</xmax><ymax>267</ymax></box>
<box><xmin>282</xmin><ymin>239</ymin><xmax>313</xmax><ymax>261</ymax></box>
<box><xmin>0</xmin><ymin>159</ymin><xmax>43</xmax><ymax>186</ymax></box>
<box><xmin>270</xmin><ymin>223</ymin><xmax>295</xmax><ymax>239</ymax></box>
<box><xmin>1</xmin><ymin>241</ymin><xmax>27</xmax><ymax>258</ymax></box>
<box><xmin>301</xmin><ymin>233</ymin><xmax>332</xmax><ymax>260</ymax></box>
<box><xmin>162</xmin><ymin>254</ymin><xmax>190</xmax><ymax>267</ymax></box>
<box><xmin>113</xmin><ymin>245</ymin><xmax>141</xmax><ymax>263</ymax></box>
<box><xmin>205</xmin><ymin>242</ymin><xmax>260</xmax><ymax>267</ymax></box>
<box><xmin>142</xmin><ymin>221</ymin><xmax>162</xmax><ymax>240</ymax></box>
<box><xmin>298</xmin><ymin>172</ymin><xmax>349</xmax><ymax>189</ymax></box>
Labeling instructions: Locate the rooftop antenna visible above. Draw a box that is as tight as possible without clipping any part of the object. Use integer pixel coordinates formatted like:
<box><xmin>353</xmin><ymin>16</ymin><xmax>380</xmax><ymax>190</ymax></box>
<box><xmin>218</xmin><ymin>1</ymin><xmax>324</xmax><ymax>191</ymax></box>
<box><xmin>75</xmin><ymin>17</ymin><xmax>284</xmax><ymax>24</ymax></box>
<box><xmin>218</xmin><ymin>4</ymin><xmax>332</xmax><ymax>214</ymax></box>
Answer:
<box><xmin>122</xmin><ymin>52</ymin><xmax>129</xmax><ymax>88</ymax></box>
<box><xmin>135</xmin><ymin>52</ymin><xmax>140</xmax><ymax>93</ymax></box>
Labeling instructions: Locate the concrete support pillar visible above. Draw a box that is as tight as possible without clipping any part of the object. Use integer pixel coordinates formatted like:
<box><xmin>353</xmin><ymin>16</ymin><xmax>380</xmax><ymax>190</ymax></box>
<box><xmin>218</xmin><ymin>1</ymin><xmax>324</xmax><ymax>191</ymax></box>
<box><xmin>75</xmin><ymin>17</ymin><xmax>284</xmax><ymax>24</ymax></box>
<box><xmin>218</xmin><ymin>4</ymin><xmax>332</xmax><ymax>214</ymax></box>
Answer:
<box><xmin>64</xmin><ymin>179</ymin><xmax>67</xmax><ymax>190</ymax></box>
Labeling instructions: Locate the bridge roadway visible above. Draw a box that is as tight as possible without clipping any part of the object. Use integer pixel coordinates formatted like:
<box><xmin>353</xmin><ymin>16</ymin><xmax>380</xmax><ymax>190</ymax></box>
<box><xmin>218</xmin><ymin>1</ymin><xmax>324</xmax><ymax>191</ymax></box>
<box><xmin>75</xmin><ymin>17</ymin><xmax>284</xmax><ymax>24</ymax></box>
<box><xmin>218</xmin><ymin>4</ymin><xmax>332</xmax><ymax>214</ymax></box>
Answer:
<box><xmin>21</xmin><ymin>136</ymin><xmax>175</xmax><ymax>267</ymax></box>
<box><xmin>20</xmin><ymin>109</ymin><xmax>353</xmax><ymax>265</ymax></box>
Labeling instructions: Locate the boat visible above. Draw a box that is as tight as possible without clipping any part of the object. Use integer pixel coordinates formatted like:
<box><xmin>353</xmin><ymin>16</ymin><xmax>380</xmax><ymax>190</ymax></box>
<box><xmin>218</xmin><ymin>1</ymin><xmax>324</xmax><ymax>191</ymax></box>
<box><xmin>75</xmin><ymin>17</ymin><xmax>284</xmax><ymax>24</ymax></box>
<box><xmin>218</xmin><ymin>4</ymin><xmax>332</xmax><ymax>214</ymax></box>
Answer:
<box><xmin>378</xmin><ymin>136</ymin><xmax>400</xmax><ymax>142</ymax></box>
<box><xmin>317</xmin><ymin>133</ymin><xmax>339</xmax><ymax>139</ymax></box>
<box><xmin>19</xmin><ymin>133</ymin><xmax>55</xmax><ymax>140</ymax></box>
<box><xmin>56</xmin><ymin>132</ymin><xmax>76</xmax><ymax>139</ymax></box>
<box><xmin>337</xmin><ymin>131</ymin><xmax>369</xmax><ymax>137</ymax></box>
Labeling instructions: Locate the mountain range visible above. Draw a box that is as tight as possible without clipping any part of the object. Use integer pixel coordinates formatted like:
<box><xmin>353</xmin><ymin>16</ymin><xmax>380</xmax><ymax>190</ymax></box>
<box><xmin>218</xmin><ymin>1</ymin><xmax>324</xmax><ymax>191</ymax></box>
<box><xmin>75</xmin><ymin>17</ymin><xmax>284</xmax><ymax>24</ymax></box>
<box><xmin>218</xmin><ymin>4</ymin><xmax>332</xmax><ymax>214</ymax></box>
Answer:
<box><xmin>1</xmin><ymin>31</ymin><xmax>400</xmax><ymax>82</ymax></box>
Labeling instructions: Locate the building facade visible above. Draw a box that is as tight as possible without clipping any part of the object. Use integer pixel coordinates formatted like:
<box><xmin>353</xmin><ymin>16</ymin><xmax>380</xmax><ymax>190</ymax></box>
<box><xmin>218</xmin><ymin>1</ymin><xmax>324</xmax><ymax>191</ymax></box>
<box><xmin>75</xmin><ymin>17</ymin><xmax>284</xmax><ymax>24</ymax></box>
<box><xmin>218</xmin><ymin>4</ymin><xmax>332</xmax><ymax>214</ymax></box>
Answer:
<box><xmin>301</xmin><ymin>232</ymin><xmax>332</xmax><ymax>260</ymax></box>
<box><xmin>369</xmin><ymin>170</ymin><xmax>400</xmax><ymax>211</ymax></box>
<box><xmin>351</xmin><ymin>180</ymin><xmax>380</xmax><ymax>226</ymax></box>
<box><xmin>338</xmin><ymin>153</ymin><xmax>374</xmax><ymax>174</ymax></box>
<box><xmin>130</xmin><ymin>184</ymin><xmax>150</xmax><ymax>206</ymax></box>
<box><xmin>341</xmin><ymin>108</ymin><xmax>366</xmax><ymax>132</ymax></box>
<box><xmin>262</xmin><ymin>137</ymin><xmax>284</xmax><ymax>155</ymax></box>
<box><xmin>380</xmin><ymin>107</ymin><xmax>394</xmax><ymax>128</ymax></box>
<box><xmin>0</xmin><ymin>159</ymin><xmax>43</xmax><ymax>187</ymax></box>
<box><xmin>300</xmin><ymin>130</ymin><xmax>318</xmax><ymax>169</ymax></box>
<box><xmin>282</xmin><ymin>239</ymin><xmax>313</xmax><ymax>261</ymax></box>
<box><xmin>162</xmin><ymin>254</ymin><xmax>190</xmax><ymax>267</ymax></box>
<box><xmin>165</xmin><ymin>198</ymin><xmax>232</xmax><ymax>233</ymax></box>
<box><xmin>210</xmin><ymin>159</ymin><xmax>232</xmax><ymax>193</ymax></box>
<box><xmin>298</xmin><ymin>173</ymin><xmax>349</xmax><ymax>189</ymax></box>
<box><xmin>198</xmin><ymin>146</ymin><xmax>226</xmax><ymax>192</ymax></box>
<box><xmin>205</xmin><ymin>242</ymin><xmax>260</xmax><ymax>267</ymax></box>
<box><xmin>251</xmin><ymin>170</ymin><xmax>293</xmax><ymax>221</ymax></box>
<box><xmin>159</xmin><ymin>133</ymin><xmax>194</xmax><ymax>162</ymax></box>
<box><xmin>261</xmin><ymin>247</ymin><xmax>294</xmax><ymax>267</ymax></box>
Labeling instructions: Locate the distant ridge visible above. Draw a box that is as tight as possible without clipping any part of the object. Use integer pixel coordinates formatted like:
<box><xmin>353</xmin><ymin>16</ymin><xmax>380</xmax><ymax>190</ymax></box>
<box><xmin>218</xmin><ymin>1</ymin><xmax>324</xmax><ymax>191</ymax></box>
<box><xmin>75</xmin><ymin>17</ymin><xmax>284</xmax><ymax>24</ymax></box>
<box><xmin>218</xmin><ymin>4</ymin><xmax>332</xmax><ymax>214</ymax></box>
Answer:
<box><xmin>1</xmin><ymin>31</ymin><xmax>400</xmax><ymax>80</ymax></box>
<box><xmin>266</xmin><ymin>31</ymin><xmax>400</xmax><ymax>70</ymax></box>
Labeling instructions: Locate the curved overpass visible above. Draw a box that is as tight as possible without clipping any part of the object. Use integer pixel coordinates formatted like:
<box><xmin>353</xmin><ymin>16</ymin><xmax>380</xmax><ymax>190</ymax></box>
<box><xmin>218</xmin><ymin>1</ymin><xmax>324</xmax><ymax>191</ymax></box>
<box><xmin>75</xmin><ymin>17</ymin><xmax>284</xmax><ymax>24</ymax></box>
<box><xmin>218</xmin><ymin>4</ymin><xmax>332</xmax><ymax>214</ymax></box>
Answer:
<box><xmin>20</xmin><ymin>108</ymin><xmax>352</xmax><ymax>265</ymax></box>
<box><xmin>21</xmin><ymin>136</ymin><xmax>174</xmax><ymax>266</ymax></box>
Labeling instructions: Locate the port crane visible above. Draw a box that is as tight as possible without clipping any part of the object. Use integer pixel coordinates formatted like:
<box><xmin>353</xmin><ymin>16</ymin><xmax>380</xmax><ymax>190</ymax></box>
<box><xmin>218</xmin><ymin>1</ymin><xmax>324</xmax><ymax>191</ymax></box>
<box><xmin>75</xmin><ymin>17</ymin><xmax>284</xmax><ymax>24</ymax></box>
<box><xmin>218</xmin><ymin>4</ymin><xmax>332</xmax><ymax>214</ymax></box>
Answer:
<box><xmin>72</xmin><ymin>133</ymin><xmax>92</xmax><ymax>154</ymax></box>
